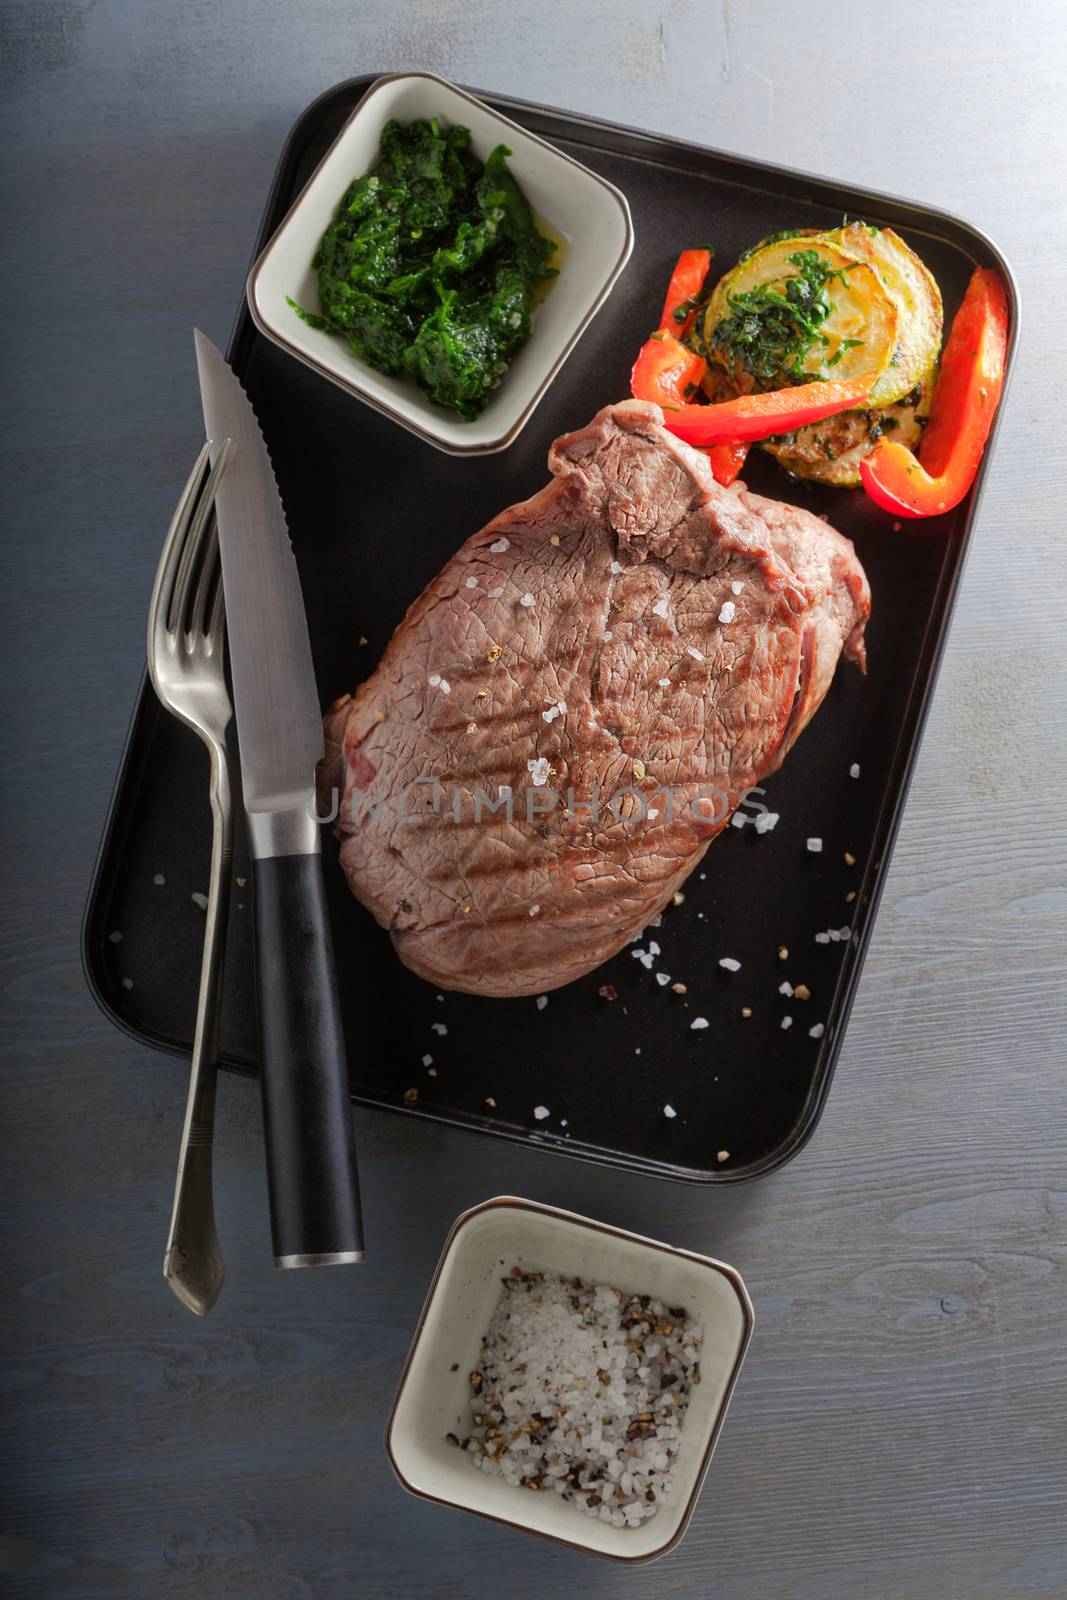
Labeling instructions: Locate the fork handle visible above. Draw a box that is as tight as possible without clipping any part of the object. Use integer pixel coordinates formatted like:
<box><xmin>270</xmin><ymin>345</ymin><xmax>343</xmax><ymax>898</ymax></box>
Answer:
<box><xmin>164</xmin><ymin>739</ymin><xmax>232</xmax><ymax>1314</ymax></box>
<box><xmin>252</xmin><ymin>839</ymin><xmax>364</xmax><ymax>1267</ymax></box>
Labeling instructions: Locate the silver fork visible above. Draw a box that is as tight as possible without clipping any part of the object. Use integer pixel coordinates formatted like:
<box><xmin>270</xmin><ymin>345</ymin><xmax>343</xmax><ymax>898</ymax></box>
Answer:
<box><xmin>148</xmin><ymin>440</ymin><xmax>235</xmax><ymax>1315</ymax></box>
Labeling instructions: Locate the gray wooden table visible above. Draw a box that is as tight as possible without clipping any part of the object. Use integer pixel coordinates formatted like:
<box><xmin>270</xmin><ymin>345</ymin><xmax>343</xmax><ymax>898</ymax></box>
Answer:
<box><xmin>3</xmin><ymin>2</ymin><xmax>1065</xmax><ymax>1596</ymax></box>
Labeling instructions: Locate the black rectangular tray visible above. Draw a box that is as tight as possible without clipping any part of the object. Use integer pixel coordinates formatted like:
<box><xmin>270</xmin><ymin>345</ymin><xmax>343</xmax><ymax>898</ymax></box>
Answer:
<box><xmin>83</xmin><ymin>76</ymin><xmax>1018</xmax><ymax>1183</ymax></box>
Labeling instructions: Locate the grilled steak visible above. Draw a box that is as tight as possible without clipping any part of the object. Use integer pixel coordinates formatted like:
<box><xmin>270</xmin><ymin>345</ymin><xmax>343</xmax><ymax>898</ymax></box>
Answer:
<box><xmin>321</xmin><ymin>399</ymin><xmax>870</xmax><ymax>997</ymax></box>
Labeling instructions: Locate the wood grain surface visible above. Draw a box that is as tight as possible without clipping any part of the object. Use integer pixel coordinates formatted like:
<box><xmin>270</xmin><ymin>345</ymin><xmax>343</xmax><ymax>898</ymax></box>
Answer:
<box><xmin>2</xmin><ymin>2</ymin><xmax>1065</xmax><ymax>1597</ymax></box>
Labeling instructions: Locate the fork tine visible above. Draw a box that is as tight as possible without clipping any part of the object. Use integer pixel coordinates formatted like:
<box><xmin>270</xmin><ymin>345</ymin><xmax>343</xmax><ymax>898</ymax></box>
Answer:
<box><xmin>188</xmin><ymin>512</ymin><xmax>220</xmax><ymax>636</ymax></box>
<box><xmin>148</xmin><ymin>444</ymin><xmax>211</xmax><ymax>665</ymax></box>
<box><xmin>172</xmin><ymin>440</ymin><xmax>233</xmax><ymax>637</ymax></box>
<box><xmin>205</xmin><ymin>549</ymin><xmax>226</xmax><ymax>649</ymax></box>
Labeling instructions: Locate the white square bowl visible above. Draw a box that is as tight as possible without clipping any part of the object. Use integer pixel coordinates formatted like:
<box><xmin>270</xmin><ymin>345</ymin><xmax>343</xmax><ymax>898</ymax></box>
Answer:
<box><xmin>386</xmin><ymin>1196</ymin><xmax>753</xmax><ymax>1563</ymax></box>
<box><xmin>247</xmin><ymin>72</ymin><xmax>634</xmax><ymax>455</ymax></box>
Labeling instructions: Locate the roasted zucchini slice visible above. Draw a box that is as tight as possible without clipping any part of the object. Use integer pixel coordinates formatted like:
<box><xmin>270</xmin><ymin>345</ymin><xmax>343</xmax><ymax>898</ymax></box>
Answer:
<box><xmin>763</xmin><ymin>370</ymin><xmax>934</xmax><ymax>487</ymax></box>
<box><xmin>698</xmin><ymin>222</ymin><xmax>944</xmax><ymax>484</ymax></box>
<box><xmin>702</xmin><ymin>235</ymin><xmax>898</xmax><ymax>395</ymax></box>
<box><xmin>823</xmin><ymin>223</ymin><xmax>943</xmax><ymax>407</ymax></box>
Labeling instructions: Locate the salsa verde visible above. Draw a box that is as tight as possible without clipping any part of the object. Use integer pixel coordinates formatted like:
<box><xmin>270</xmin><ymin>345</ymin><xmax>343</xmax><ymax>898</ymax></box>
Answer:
<box><xmin>290</xmin><ymin>116</ymin><xmax>556</xmax><ymax>420</ymax></box>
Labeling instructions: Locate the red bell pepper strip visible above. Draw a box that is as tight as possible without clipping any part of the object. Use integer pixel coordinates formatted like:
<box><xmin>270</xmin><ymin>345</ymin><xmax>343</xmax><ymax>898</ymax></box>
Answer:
<box><xmin>630</xmin><ymin>251</ymin><xmax>713</xmax><ymax>407</ymax></box>
<box><xmin>661</xmin><ymin>376</ymin><xmax>873</xmax><ymax>448</ymax></box>
<box><xmin>660</xmin><ymin>247</ymin><xmax>713</xmax><ymax>337</ymax></box>
<box><xmin>630</xmin><ymin>337</ymin><xmax>749</xmax><ymax>485</ymax></box>
<box><xmin>635</xmin><ymin>247</ymin><xmax>752</xmax><ymax>484</ymax></box>
<box><xmin>859</xmin><ymin>268</ymin><xmax>1009</xmax><ymax>520</ymax></box>
<box><xmin>705</xmin><ymin>442</ymin><xmax>749</xmax><ymax>487</ymax></box>
<box><xmin>630</xmin><ymin>330</ymin><xmax>706</xmax><ymax>408</ymax></box>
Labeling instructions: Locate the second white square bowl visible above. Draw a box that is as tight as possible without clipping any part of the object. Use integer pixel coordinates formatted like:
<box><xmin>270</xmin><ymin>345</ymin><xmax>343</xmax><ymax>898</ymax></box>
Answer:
<box><xmin>247</xmin><ymin>72</ymin><xmax>634</xmax><ymax>454</ymax></box>
<box><xmin>386</xmin><ymin>1196</ymin><xmax>753</xmax><ymax>1563</ymax></box>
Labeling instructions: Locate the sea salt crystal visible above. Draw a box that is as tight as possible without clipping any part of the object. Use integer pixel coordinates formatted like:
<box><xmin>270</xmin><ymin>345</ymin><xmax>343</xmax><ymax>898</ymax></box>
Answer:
<box><xmin>610</xmin><ymin>560</ymin><xmax>622</xmax><ymax>574</ymax></box>
<box><xmin>718</xmin><ymin>600</ymin><xmax>736</xmax><ymax>624</ymax></box>
<box><xmin>422</xmin><ymin>1053</ymin><xmax>434</xmax><ymax>1067</ymax></box>
<box><xmin>431</xmin><ymin>1022</ymin><xmax>447</xmax><ymax>1036</ymax></box>
<box><xmin>152</xmin><ymin>873</ymin><xmax>166</xmax><ymax>886</ymax></box>
<box><xmin>755</xmin><ymin>811</ymin><xmax>779</xmax><ymax>834</ymax></box>
<box><xmin>655</xmin><ymin>973</ymin><xmax>671</xmax><ymax>987</ymax></box>
<box><xmin>690</xmin><ymin>1016</ymin><xmax>710</xmax><ymax>1031</ymax></box>
<box><xmin>809</xmin><ymin>1022</ymin><xmax>825</xmax><ymax>1039</ymax></box>
<box><xmin>850</xmin><ymin>762</ymin><xmax>861</xmax><ymax>778</ymax></box>
<box><xmin>191</xmin><ymin>892</ymin><xmax>209</xmax><ymax>911</ymax></box>
<box><xmin>488</xmin><ymin>586</ymin><xmax>504</xmax><ymax>598</ymax></box>
<box><xmin>527</xmin><ymin>757</ymin><xmax>551</xmax><ymax>786</ymax></box>
<box><xmin>807</xmin><ymin>837</ymin><xmax>823</xmax><ymax>853</ymax></box>
<box><xmin>658</xmin><ymin>677</ymin><xmax>671</xmax><ymax>687</ymax></box>
<box><xmin>464</xmin><ymin>576</ymin><xmax>478</xmax><ymax>589</ymax></box>
<box><xmin>815</xmin><ymin>932</ymin><xmax>831</xmax><ymax>944</ymax></box>
<box><xmin>602</xmin><ymin>630</ymin><xmax>613</xmax><ymax>642</ymax></box>
<box><xmin>652</xmin><ymin>598</ymin><xmax>669</xmax><ymax>618</ymax></box>
<box><xmin>731</xmin><ymin>812</ymin><xmax>747</xmax><ymax>829</ymax></box>
<box><xmin>490</xmin><ymin>537</ymin><xmax>510</xmax><ymax>553</ymax></box>
<box><xmin>686</xmin><ymin>646</ymin><xmax>704</xmax><ymax>662</ymax></box>
<box><xmin>719</xmin><ymin>957</ymin><xmax>741</xmax><ymax>972</ymax></box>
<box><xmin>663</xmin><ymin>1103</ymin><xmax>677</xmax><ymax>1119</ymax></box>
<box><xmin>781</xmin><ymin>1016</ymin><xmax>793</xmax><ymax>1031</ymax></box>
<box><xmin>731</xmin><ymin>580</ymin><xmax>743</xmax><ymax>595</ymax></box>
<box><xmin>529</xmin><ymin>904</ymin><xmax>540</xmax><ymax>917</ymax></box>
<box><xmin>779</xmin><ymin>981</ymin><xmax>793</xmax><ymax>997</ymax></box>
<box><xmin>535</xmin><ymin>995</ymin><xmax>548</xmax><ymax>1011</ymax></box>
<box><xmin>520</xmin><ymin>592</ymin><xmax>535</xmax><ymax>608</ymax></box>
<box><xmin>533</xmin><ymin>1105</ymin><xmax>550</xmax><ymax>1120</ymax></box>
<box><xmin>108</xmin><ymin>930</ymin><xmax>122</xmax><ymax>944</ymax></box>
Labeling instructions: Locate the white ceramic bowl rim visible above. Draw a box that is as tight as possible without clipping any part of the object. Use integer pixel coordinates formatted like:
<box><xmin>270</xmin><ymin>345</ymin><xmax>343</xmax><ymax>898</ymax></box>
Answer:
<box><xmin>385</xmin><ymin>1195</ymin><xmax>754</xmax><ymax>1564</ymax></box>
<box><xmin>246</xmin><ymin>71</ymin><xmax>635</xmax><ymax>455</ymax></box>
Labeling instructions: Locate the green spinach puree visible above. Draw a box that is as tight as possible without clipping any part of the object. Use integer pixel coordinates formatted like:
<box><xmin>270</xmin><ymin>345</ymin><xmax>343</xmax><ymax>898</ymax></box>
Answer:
<box><xmin>290</xmin><ymin>117</ymin><xmax>557</xmax><ymax>420</ymax></box>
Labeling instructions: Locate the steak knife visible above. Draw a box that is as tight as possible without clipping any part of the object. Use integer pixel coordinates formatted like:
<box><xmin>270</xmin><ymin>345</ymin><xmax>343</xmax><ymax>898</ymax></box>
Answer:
<box><xmin>194</xmin><ymin>329</ymin><xmax>363</xmax><ymax>1269</ymax></box>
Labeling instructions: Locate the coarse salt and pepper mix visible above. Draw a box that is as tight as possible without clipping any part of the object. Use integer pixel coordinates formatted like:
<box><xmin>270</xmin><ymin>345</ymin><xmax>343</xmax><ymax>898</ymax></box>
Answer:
<box><xmin>448</xmin><ymin>1266</ymin><xmax>702</xmax><ymax>1528</ymax></box>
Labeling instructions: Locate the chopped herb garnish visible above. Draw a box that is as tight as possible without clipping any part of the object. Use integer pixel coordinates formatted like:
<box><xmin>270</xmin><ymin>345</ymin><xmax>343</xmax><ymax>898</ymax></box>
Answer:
<box><xmin>826</xmin><ymin>337</ymin><xmax>865</xmax><ymax>367</ymax></box>
<box><xmin>736</xmin><ymin>228</ymin><xmax>808</xmax><ymax>265</ymax></box>
<box><xmin>712</xmin><ymin>248</ymin><xmax>853</xmax><ymax>387</ymax></box>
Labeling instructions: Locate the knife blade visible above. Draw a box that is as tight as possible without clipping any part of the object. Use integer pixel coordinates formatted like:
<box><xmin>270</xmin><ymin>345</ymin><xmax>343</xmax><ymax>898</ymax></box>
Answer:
<box><xmin>194</xmin><ymin>330</ymin><xmax>363</xmax><ymax>1269</ymax></box>
<box><xmin>194</xmin><ymin>331</ymin><xmax>323</xmax><ymax>815</ymax></box>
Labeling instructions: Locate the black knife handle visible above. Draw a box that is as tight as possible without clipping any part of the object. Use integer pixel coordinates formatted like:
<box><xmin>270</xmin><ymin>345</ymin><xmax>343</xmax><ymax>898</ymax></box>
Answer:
<box><xmin>252</xmin><ymin>850</ymin><xmax>364</xmax><ymax>1267</ymax></box>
